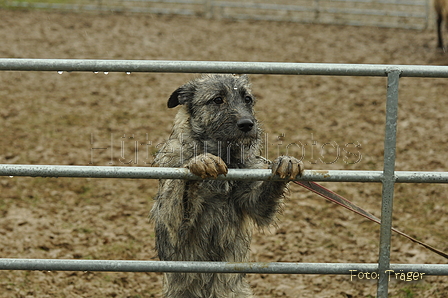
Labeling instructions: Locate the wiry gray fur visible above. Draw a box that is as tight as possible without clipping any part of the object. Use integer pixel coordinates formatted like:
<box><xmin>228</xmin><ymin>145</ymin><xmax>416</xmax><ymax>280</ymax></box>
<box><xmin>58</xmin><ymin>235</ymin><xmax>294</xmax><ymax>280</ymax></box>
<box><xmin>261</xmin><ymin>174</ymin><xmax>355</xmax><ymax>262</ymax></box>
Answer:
<box><xmin>150</xmin><ymin>74</ymin><xmax>303</xmax><ymax>298</ymax></box>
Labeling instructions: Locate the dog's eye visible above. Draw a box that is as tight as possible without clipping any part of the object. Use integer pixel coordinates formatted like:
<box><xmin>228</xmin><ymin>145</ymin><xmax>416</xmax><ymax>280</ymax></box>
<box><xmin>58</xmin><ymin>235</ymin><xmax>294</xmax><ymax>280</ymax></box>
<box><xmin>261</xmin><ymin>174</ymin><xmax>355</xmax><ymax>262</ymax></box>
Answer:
<box><xmin>244</xmin><ymin>96</ymin><xmax>253</xmax><ymax>104</ymax></box>
<box><xmin>213</xmin><ymin>97</ymin><xmax>224</xmax><ymax>104</ymax></box>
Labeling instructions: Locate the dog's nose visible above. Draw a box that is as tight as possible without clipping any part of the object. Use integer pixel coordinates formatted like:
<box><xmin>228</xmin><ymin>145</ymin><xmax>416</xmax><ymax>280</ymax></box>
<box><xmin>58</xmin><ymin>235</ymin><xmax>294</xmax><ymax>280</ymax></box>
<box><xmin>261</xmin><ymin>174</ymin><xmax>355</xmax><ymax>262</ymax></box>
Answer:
<box><xmin>237</xmin><ymin>118</ymin><xmax>254</xmax><ymax>132</ymax></box>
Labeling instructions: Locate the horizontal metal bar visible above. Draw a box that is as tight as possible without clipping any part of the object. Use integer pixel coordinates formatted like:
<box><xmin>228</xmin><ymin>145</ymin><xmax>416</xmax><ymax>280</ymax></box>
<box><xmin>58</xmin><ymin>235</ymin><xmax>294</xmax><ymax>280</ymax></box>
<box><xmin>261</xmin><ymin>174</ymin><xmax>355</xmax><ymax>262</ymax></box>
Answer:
<box><xmin>215</xmin><ymin>1</ymin><xmax>315</xmax><ymax>12</ymax></box>
<box><xmin>225</xmin><ymin>14</ymin><xmax>426</xmax><ymax>30</ymax></box>
<box><xmin>217</xmin><ymin>2</ymin><xmax>425</xmax><ymax>18</ymax></box>
<box><xmin>6</xmin><ymin>1</ymin><xmax>202</xmax><ymax>15</ymax></box>
<box><xmin>2</xmin><ymin>59</ymin><xmax>448</xmax><ymax>77</ymax></box>
<box><xmin>394</xmin><ymin>172</ymin><xmax>448</xmax><ymax>183</ymax></box>
<box><xmin>320</xmin><ymin>0</ymin><xmax>426</xmax><ymax>6</ymax></box>
<box><xmin>4</xmin><ymin>0</ymin><xmax>429</xmax><ymax>30</ymax></box>
<box><xmin>1</xmin><ymin>164</ymin><xmax>448</xmax><ymax>183</ymax></box>
<box><xmin>123</xmin><ymin>0</ymin><xmax>204</xmax><ymax>4</ymax></box>
<box><xmin>1</xmin><ymin>165</ymin><xmax>368</xmax><ymax>181</ymax></box>
<box><xmin>319</xmin><ymin>7</ymin><xmax>424</xmax><ymax>18</ymax></box>
<box><xmin>1</xmin><ymin>259</ymin><xmax>447</xmax><ymax>275</ymax></box>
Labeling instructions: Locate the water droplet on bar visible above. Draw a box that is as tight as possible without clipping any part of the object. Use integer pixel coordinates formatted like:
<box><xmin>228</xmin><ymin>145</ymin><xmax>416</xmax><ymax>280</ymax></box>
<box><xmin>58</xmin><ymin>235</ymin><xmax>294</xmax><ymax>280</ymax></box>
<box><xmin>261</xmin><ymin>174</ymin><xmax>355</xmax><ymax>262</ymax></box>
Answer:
<box><xmin>104</xmin><ymin>72</ymin><xmax>109</xmax><ymax>75</ymax></box>
<box><xmin>93</xmin><ymin>71</ymin><xmax>99</xmax><ymax>74</ymax></box>
<box><xmin>9</xmin><ymin>176</ymin><xmax>13</xmax><ymax>178</ymax></box>
<box><xmin>57</xmin><ymin>71</ymin><xmax>63</xmax><ymax>74</ymax></box>
<box><xmin>126</xmin><ymin>72</ymin><xmax>131</xmax><ymax>75</ymax></box>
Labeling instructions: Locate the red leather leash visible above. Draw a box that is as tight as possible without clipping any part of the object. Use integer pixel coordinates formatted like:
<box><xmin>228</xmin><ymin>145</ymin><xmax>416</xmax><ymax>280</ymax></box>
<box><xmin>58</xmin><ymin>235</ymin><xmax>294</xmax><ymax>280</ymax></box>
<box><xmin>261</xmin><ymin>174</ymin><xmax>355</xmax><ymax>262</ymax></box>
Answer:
<box><xmin>294</xmin><ymin>180</ymin><xmax>448</xmax><ymax>260</ymax></box>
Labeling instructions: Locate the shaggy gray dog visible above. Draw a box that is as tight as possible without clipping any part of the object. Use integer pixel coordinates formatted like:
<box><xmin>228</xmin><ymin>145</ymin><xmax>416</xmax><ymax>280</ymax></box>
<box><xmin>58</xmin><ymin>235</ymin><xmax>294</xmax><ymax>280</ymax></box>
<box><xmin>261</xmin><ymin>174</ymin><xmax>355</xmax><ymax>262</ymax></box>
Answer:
<box><xmin>151</xmin><ymin>74</ymin><xmax>303</xmax><ymax>298</ymax></box>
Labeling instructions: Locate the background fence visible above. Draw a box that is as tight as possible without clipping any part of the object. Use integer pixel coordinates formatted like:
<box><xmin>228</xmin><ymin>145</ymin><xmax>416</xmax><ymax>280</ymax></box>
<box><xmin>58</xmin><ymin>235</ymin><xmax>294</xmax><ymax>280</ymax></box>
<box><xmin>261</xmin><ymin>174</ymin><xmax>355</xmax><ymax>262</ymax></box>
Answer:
<box><xmin>0</xmin><ymin>59</ymin><xmax>448</xmax><ymax>297</ymax></box>
<box><xmin>2</xmin><ymin>0</ymin><xmax>431</xmax><ymax>29</ymax></box>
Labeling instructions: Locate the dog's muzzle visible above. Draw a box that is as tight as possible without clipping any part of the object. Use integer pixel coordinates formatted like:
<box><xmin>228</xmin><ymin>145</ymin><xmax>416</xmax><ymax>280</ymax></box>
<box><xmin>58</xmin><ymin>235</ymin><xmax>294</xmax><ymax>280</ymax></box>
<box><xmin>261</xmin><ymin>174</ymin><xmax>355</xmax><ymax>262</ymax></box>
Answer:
<box><xmin>237</xmin><ymin>118</ymin><xmax>255</xmax><ymax>133</ymax></box>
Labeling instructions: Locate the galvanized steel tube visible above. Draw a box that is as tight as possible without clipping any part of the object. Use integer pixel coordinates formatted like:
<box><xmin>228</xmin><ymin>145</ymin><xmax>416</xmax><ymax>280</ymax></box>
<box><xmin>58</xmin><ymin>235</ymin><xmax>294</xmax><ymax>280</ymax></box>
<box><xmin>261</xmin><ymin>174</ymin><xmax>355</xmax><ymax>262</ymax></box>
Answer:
<box><xmin>2</xmin><ymin>59</ymin><xmax>448</xmax><ymax>77</ymax></box>
<box><xmin>1</xmin><ymin>259</ymin><xmax>448</xmax><ymax>275</ymax></box>
<box><xmin>2</xmin><ymin>165</ymin><xmax>448</xmax><ymax>183</ymax></box>
<box><xmin>377</xmin><ymin>69</ymin><xmax>400</xmax><ymax>298</ymax></box>
<box><xmin>0</xmin><ymin>165</ymin><xmax>379</xmax><ymax>181</ymax></box>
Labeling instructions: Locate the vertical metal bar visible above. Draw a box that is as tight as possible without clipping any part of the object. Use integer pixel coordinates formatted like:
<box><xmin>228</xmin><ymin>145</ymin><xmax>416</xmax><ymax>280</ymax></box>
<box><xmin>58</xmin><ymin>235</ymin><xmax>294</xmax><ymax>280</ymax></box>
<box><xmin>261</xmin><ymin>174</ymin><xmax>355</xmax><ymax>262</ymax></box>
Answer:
<box><xmin>377</xmin><ymin>69</ymin><xmax>401</xmax><ymax>297</ymax></box>
<box><xmin>313</xmin><ymin>0</ymin><xmax>320</xmax><ymax>21</ymax></box>
<box><xmin>424</xmin><ymin>0</ymin><xmax>430</xmax><ymax>30</ymax></box>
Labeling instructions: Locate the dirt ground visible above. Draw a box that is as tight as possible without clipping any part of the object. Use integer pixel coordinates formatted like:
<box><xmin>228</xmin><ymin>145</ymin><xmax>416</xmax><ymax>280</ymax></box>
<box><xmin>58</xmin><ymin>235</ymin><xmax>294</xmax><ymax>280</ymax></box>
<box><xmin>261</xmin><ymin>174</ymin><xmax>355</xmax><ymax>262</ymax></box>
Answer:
<box><xmin>0</xmin><ymin>9</ymin><xmax>448</xmax><ymax>298</ymax></box>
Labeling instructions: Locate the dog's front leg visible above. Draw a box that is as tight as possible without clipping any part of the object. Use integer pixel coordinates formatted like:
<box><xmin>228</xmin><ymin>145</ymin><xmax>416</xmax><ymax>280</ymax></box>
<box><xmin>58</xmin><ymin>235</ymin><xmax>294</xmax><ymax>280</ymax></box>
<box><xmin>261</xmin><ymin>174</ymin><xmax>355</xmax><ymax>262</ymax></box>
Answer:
<box><xmin>234</xmin><ymin>156</ymin><xmax>303</xmax><ymax>227</ymax></box>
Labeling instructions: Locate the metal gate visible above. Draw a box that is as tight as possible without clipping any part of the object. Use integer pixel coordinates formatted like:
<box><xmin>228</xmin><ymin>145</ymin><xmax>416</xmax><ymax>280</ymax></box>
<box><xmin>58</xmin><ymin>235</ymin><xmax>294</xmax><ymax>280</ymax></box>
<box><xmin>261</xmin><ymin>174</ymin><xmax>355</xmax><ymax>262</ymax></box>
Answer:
<box><xmin>0</xmin><ymin>59</ymin><xmax>448</xmax><ymax>297</ymax></box>
<box><xmin>2</xmin><ymin>0</ymin><xmax>430</xmax><ymax>29</ymax></box>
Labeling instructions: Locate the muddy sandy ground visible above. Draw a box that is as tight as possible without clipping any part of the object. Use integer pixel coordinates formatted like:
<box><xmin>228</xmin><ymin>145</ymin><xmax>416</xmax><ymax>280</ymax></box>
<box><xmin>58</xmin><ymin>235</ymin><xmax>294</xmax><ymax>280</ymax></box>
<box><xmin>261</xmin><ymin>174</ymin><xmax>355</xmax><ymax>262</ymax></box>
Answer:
<box><xmin>0</xmin><ymin>9</ymin><xmax>448</xmax><ymax>297</ymax></box>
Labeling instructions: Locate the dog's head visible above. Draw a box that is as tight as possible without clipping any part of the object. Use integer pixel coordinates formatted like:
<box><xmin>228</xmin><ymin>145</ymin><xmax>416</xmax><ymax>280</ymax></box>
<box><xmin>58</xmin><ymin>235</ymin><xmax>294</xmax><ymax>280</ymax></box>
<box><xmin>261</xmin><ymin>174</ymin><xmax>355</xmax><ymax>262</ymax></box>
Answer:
<box><xmin>168</xmin><ymin>74</ymin><xmax>259</xmax><ymax>144</ymax></box>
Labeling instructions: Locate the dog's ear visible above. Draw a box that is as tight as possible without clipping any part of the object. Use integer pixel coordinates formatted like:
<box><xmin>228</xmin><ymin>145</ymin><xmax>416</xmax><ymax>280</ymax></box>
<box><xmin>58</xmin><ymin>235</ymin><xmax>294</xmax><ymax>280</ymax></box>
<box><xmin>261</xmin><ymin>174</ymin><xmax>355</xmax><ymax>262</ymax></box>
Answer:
<box><xmin>167</xmin><ymin>83</ymin><xmax>196</xmax><ymax>108</ymax></box>
<box><xmin>167</xmin><ymin>88</ymin><xmax>182</xmax><ymax>108</ymax></box>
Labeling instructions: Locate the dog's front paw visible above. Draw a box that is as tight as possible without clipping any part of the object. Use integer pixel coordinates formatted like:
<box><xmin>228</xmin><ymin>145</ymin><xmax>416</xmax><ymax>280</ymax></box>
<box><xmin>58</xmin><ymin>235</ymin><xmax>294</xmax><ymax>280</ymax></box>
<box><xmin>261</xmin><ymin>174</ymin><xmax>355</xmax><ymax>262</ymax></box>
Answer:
<box><xmin>186</xmin><ymin>153</ymin><xmax>228</xmax><ymax>179</ymax></box>
<box><xmin>271</xmin><ymin>156</ymin><xmax>304</xmax><ymax>179</ymax></box>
